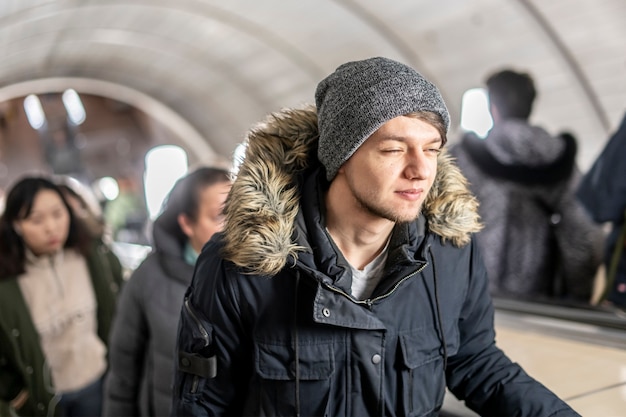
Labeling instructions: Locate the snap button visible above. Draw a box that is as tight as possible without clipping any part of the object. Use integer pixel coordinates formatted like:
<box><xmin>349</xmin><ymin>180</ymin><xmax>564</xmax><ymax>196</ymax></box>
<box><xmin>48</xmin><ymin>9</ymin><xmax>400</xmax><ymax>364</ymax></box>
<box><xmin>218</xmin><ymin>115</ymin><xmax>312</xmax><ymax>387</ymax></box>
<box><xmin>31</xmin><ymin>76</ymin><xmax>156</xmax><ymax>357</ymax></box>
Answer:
<box><xmin>25</xmin><ymin>366</ymin><xmax>33</xmax><ymax>374</ymax></box>
<box><xmin>180</xmin><ymin>357</ymin><xmax>191</xmax><ymax>368</ymax></box>
<box><xmin>550</xmin><ymin>213</ymin><xmax>562</xmax><ymax>225</ymax></box>
<box><xmin>11</xmin><ymin>329</ymin><xmax>19</xmax><ymax>337</ymax></box>
<box><xmin>37</xmin><ymin>403</ymin><xmax>45</xmax><ymax>411</ymax></box>
<box><xmin>372</xmin><ymin>354</ymin><xmax>381</xmax><ymax>364</ymax></box>
<box><xmin>322</xmin><ymin>307</ymin><xmax>331</xmax><ymax>317</ymax></box>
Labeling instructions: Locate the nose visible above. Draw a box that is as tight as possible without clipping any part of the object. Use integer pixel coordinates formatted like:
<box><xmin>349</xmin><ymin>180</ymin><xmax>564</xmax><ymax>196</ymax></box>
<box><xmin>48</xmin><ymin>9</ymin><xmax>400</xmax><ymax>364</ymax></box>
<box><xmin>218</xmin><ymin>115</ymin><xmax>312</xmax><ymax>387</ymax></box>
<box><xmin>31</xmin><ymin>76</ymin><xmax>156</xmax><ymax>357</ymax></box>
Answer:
<box><xmin>43</xmin><ymin>217</ymin><xmax>62</xmax><ymax>236</ymax></box>
<box><xmin>403</xmin><ymin>149</ymin><xmax>434</xmax><ymax>180</ymax></box>
<box><xmin>42</xmin><ymin>218</ymin><xmax>55</xmax><ymax>235</ymax></box>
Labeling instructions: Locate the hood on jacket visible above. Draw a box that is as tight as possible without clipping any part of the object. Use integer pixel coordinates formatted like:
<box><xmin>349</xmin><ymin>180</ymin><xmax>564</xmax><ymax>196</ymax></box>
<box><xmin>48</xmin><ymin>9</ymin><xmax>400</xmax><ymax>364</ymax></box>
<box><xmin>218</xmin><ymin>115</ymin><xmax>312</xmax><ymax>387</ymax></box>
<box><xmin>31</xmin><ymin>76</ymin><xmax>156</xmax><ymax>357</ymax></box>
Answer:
<box><xmin>151</xmin><ymin>213</ymin><xmax>194</xmax><ymax>285</ymax></box>
<box><xmin>457</xmin><ymin>120</ymin><xmax>577</xmax><ymax>186</ymax></box>
<box><xmin>222</xmin><ymin>106</ymin><xmax>482</xmax><ymax>276</ymax></box>
<box><xmin>485</xmin><ymin>119</ymin><xmax>566</xmax><ymax>166</ymax></box>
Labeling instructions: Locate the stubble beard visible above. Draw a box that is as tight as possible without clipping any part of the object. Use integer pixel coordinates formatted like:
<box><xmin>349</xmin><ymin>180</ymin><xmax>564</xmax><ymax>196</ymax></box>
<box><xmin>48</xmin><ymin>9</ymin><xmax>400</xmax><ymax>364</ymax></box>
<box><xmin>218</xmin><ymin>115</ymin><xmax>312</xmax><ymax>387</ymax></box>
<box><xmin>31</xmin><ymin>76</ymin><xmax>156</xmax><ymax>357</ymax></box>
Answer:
<box><xmin>354</xmin><ymin>192</ymin><xmax>422</xmax><ymax>224</ymax></box>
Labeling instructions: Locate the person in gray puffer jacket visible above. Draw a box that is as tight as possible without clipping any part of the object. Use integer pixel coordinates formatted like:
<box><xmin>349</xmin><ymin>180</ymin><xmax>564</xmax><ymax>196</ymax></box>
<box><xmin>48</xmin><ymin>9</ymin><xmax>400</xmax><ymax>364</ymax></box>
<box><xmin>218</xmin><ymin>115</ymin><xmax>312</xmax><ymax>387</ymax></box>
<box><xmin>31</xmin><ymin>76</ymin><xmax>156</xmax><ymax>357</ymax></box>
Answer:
<box><xmin>450</xmin><ymin>69</ymin><xmax>604</xmax><ymax>302</ymax></box>
<box><xmin>103</xmin><ymin>167</ymin><xmax>231</xmax><ymax>417</ymax></box>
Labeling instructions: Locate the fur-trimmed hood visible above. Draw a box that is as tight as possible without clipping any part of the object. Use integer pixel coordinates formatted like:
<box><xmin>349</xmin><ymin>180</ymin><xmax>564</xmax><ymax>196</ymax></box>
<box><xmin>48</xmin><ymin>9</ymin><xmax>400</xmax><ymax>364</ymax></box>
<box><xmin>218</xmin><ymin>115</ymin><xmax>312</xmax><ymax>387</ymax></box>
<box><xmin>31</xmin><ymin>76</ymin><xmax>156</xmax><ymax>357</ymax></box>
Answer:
<box><xmin>222</xmin><ymin>106</ymin><xmax>482</xmax><ymax>276</ymax></box>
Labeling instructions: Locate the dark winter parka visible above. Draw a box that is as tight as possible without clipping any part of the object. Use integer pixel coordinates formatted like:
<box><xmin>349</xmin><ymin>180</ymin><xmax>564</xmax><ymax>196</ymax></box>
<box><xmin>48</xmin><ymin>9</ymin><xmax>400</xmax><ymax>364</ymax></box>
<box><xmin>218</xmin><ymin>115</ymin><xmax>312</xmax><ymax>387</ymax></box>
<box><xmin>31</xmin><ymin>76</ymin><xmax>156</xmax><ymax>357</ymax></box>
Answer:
<box><xmin>104</xmin><ymin>212</ymin><xmax>195</xmax><ymax>416</ymax></box>
<box><xmin>172</xmin><ymin>107</ymin><xmax>579</xmax><ymax>417</ymax></box>
<box><xmin>577</xmin><ymin>112</ymin><xmax>626</xmax><ymax>308</ymax></box>
<box><xmin>0</xmin><ymin>241</ymin><xmax>122</xmax><ymax>417</ymax></box>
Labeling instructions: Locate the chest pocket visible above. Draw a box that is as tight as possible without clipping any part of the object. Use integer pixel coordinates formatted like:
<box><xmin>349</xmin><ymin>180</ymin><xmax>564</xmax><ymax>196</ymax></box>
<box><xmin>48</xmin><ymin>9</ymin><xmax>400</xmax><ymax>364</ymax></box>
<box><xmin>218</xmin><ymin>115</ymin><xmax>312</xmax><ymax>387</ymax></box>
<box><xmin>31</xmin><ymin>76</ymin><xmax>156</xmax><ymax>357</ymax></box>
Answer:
<box><xmin>399</xmin><ymin>324</ymin><xmax>459</xmax><ymax>417</ymax></box>
<box><xmin>254</xmin><ymin>340</ymin><xmax>335</xmax><ymax>416</ymax></box>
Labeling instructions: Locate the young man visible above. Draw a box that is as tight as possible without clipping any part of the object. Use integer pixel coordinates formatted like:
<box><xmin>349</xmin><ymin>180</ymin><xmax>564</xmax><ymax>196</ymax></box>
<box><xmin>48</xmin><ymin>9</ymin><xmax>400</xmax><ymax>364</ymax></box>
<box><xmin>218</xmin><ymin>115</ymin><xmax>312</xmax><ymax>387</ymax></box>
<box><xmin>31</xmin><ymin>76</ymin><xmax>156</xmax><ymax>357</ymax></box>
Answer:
<box><xmin>172</xmin><ymin>57</ymin><xmax>580</xmax><ymax>416</ymax></box>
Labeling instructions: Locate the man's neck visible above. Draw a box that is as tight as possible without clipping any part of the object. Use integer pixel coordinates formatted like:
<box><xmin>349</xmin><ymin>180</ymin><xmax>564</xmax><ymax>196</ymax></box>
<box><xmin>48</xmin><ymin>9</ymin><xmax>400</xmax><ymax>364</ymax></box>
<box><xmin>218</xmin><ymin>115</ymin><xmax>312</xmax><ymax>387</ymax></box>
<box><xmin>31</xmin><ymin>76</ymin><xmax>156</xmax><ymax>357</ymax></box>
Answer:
<box><xmin>325</xmin><ymin>182</ymin><xmax>394</xmax><ymax>270</ymax></box>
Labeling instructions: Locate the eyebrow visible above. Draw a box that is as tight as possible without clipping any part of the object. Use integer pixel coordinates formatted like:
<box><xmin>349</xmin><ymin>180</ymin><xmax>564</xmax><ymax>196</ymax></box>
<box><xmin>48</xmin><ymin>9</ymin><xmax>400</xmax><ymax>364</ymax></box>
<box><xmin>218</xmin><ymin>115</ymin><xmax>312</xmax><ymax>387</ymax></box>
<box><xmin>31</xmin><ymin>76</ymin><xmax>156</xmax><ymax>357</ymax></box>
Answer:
<box><xmin>377</xmin><ymin>135</ymin><xmax>442</xmax><ymax>146</ymax></box>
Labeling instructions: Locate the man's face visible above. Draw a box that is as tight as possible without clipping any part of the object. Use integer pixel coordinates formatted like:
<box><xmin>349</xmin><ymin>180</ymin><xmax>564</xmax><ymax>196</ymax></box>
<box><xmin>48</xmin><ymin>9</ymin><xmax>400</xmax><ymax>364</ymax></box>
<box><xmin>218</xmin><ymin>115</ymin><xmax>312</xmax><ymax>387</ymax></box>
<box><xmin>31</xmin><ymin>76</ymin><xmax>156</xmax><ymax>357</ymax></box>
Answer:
<box><xmin>336</xmin><ymin>115</ymin><xmax>441</xmax><ymax>223</ymax></box>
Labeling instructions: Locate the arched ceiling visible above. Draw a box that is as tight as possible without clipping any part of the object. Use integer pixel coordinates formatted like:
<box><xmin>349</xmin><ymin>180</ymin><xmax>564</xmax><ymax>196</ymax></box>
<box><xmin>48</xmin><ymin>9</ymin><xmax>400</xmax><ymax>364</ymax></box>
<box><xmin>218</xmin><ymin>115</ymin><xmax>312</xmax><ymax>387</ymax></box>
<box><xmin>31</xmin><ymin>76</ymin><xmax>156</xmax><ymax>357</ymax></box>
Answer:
<box><xmin>1</xmin><ymin>0</ymin><xmax>624</xmax><ymax>169</ymax></box>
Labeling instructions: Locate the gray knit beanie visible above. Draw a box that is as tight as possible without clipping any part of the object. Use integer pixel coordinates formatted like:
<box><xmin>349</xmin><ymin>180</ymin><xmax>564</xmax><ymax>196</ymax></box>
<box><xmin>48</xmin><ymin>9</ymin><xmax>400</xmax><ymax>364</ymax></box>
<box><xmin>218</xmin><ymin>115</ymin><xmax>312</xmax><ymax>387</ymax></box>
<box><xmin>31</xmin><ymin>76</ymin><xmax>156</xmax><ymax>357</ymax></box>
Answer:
<box><xmin>315</xmin><ymin>57</ymin><xmax>450</xmax><ymax>181</ymax></box>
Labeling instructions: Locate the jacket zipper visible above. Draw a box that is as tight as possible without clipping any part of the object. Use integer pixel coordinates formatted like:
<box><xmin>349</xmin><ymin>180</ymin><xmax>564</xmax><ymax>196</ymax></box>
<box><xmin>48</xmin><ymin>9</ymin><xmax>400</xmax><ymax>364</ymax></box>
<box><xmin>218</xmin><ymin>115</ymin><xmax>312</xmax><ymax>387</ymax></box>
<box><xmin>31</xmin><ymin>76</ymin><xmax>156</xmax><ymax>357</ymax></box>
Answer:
<box><xmin>184</xmin><ymin>297</ymin><xmax>208</xmax><ymax>393</ymax></box>
<box><xmin>367</xmin><ymin>263</ymin><xmax>427</xmax><ymax>305</ymax></box>
<box><xmin>322</xmin><ymin>262</ymin><xmax>428</xmax><ymax>307</ymax></box>
<box><xmin>184</xmin><ymin>297</ymin><xmax>209</xmax><ymax>347</ymax></box>
<box><xmin>49</xmin><ymin>257</ymin><xmax>64</xmax><ymax>297</ymax></box>
<box><xmin>191</xmin><ymin>376</ymin><xmax>200</xmax><ymax>394</ymax></box>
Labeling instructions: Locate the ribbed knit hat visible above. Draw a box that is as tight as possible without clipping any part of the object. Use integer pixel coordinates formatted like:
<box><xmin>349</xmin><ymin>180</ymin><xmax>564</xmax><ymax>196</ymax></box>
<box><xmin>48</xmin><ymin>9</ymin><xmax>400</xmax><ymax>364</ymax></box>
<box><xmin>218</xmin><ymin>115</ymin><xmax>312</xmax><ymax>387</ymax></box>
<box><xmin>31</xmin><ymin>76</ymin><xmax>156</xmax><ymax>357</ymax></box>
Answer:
<box><xmin>315</xmin><ymin>57</ymin><xmax>450</xmax><ymax>181</ymax></box>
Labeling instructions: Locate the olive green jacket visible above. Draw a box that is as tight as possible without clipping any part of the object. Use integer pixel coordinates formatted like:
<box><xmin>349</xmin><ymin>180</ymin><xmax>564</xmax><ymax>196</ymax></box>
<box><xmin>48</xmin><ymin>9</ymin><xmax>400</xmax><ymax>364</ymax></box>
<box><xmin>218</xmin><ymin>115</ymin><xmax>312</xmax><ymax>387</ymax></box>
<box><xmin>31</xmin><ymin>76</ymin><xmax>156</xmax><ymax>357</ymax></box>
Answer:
<box><xmin>0</xmin><ymin>242</ymin><xmax>123</xmax><ymax>417</ymax></box>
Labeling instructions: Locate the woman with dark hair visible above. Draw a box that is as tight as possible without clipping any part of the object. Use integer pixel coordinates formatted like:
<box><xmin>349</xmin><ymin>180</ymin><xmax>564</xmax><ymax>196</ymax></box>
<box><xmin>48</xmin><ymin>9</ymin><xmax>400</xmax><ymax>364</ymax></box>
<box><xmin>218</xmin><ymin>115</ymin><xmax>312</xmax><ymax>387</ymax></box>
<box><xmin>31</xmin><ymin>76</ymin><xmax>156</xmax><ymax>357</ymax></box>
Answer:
<box><xmin>103</xmin><ymin>166</ymin><xmax>231</xmax><ymax>417</ymax></box>
<box><xmin>0</xmin><ymin>176</ymin><xmax>124</xmax><ymax>417</ymax></box>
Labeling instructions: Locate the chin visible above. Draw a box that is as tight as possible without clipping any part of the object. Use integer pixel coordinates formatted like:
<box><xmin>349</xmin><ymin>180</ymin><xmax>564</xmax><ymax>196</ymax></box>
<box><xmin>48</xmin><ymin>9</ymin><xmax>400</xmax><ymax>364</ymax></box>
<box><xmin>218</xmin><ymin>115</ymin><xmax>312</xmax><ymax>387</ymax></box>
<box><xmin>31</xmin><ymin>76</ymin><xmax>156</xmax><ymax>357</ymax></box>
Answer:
<box><xmin>47</xmin><ymin>244</ymin><xmax>64</xmax><ymax>254</ymax></box>
<box><xmin>395</xmin><ymin>207</ymin><xmax>422</xmax><ymax>222</ymax></box>
<box><xmin>385</xmin><ymin>210</ymin><xmax>420</xmax><ymax>223</ymax></box>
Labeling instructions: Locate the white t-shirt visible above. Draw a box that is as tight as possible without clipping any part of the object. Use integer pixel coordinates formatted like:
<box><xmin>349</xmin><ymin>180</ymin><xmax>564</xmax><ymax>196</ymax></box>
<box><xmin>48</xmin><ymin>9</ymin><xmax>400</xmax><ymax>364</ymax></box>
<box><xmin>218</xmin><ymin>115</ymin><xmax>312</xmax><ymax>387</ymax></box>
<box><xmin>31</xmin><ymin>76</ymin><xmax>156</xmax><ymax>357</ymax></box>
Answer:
<box><xmin>349</xmin><ymin>239</ymin><xmax>391</xmax><ymax>300</ymax></box>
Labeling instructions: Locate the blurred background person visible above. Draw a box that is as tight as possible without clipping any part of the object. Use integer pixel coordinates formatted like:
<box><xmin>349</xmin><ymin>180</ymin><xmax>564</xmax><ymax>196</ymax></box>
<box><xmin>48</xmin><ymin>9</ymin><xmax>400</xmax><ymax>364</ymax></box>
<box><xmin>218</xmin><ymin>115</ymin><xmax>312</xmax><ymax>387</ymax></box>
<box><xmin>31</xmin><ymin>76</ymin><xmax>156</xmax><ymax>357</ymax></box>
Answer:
<box><xmin>577</xmin><ymin>112</ymin><xmax>626</xmax><ymax>311</ymax></box>
<box><xmin>55</xmin><ymin>177</ymin><xmax>107</xmax><ymax>241</ymax></box>
<box><xmin>450</xmin><ymin>69</ymin><xmax>604</xmax><ymax>303</ymax></box>
<box><xmin>103</xmin><ymin>166</ymin><xmax>231</xmax><ymax>417</ymax></box>
<box><xmin>0</xmin><ymin>176</ymin><xmax>124</xmax><ymax>417</ymax></box>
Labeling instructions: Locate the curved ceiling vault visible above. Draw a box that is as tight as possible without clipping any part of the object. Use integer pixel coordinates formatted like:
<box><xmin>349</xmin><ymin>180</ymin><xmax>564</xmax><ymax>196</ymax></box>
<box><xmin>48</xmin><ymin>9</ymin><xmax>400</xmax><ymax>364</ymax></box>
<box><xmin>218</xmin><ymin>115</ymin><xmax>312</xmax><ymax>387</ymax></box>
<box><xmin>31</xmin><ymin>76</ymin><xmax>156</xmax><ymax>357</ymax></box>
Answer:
<box><xmin>1</xmin><ymin>0</ymin><xmax>625</xmax><ymax>170</ymax></box>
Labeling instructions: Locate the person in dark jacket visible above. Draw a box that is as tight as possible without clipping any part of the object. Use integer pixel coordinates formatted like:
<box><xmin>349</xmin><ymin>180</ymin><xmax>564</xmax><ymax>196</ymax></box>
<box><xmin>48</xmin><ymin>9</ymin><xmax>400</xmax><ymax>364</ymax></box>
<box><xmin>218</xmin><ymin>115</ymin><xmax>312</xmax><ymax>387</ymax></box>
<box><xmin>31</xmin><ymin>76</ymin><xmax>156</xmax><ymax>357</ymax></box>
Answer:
<box><xmin>172</xmin><ymin>57</ymin><xmax>580</xmax><ymax>416</ymax></box>
<box><xmin>577</xmin><ymin>112</ymin><xmax>626</xmax><ymax>310</ymax></box>
<box><xmin>0</xmin><ymin>176</ymin><xmax>123</xmax><ymax>417</ymax></box>
<box><xmin>103</xmin><ymin>167</ymin><xmax>231</xmax><ymax>417</ymax></box>
<box><xmin>450</xmin><ymin>69</ymin><xmax>604</xmax><ymax>302</ymax></box>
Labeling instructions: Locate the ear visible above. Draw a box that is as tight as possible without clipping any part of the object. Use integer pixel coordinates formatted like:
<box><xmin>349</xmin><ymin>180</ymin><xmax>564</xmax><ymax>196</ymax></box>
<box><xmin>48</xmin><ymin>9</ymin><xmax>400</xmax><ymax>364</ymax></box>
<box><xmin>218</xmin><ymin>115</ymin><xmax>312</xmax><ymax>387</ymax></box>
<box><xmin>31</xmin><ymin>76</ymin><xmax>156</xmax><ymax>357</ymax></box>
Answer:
<box><xmin>12</xmin><ymin>222</ymin><xmax>22</xmax><ymax>236</ymax></box>
<box><xmin>489</xmin><ymin>103</ymin><xmax>500</xmax><ymax>122</ymax></box>
<box><xmin>177</xmin><ymin>213</ymin><xmax>194</xmax><ymax>238</ymax></box>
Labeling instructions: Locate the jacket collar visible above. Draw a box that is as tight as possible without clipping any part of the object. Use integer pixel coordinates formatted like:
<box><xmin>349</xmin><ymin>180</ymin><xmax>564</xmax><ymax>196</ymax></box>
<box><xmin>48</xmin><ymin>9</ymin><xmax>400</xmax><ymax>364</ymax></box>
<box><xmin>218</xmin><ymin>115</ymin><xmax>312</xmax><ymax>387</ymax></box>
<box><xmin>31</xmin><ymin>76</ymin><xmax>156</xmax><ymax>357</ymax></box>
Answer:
<box><xmin>25</xmin><ymin>247</ymin><xmax>64</xmax><ymax>269</ymax></box>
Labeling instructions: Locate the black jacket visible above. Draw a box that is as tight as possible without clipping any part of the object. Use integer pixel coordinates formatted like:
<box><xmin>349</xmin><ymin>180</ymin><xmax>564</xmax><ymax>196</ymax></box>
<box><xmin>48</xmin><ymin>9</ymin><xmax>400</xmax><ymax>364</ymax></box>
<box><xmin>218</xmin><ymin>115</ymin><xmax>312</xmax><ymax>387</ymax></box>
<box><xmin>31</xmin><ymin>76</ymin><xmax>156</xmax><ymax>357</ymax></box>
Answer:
<box><xmin>577</xmin><ymin>113</ymin><xmax>626</xmax><ymax>307</ymax></box>
<box><xmin>172</xmin><ymin>107</ymin><xmax>579</xmax><ymax>416</ymax></box>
